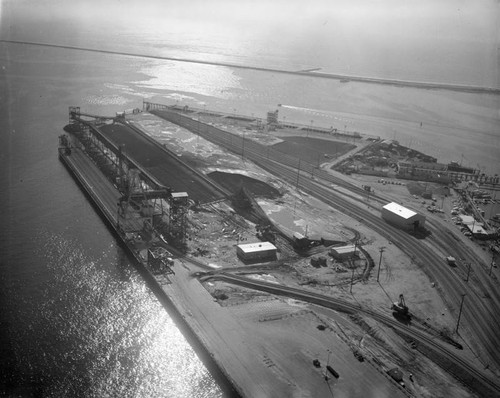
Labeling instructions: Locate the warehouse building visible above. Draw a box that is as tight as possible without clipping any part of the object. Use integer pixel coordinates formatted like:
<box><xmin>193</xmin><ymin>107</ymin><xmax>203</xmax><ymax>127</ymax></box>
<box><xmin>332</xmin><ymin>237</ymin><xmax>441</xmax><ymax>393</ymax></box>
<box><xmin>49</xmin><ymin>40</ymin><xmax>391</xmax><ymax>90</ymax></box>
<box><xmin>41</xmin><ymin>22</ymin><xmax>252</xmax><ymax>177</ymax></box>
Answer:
<box><xmin>329</xmin><ymin>245</ymin><xmax>359</xmax><ymax>260</ymax></box>
<box><xmin>381</xmin><ymin>202</ymin><xmax>426</xmax><ymax>231</ymax></box>
<box><xmin>236</xmin><ymin>242</ymin><xmax>277</xmax><ymax>262</ymax></box>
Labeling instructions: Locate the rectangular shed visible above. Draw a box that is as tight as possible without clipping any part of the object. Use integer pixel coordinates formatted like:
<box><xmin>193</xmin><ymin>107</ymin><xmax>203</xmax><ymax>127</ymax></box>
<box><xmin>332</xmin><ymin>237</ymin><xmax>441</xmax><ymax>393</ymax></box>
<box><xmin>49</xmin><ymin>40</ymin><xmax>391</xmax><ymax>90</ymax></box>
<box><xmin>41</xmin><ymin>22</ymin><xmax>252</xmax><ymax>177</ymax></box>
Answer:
<box><xmin>330</xmin><ymin>245</ymin><xmax>358</xmax><ymax>260</ymax></box>
<box><xmin>236</xmin><ymin>242</ymin><xmax>277</xmax><ymax>262</ymax></box>
<box><xmin>381</xmin><ymin>202</ymin><xmax>426</xmax><ymax>230</ymax></box>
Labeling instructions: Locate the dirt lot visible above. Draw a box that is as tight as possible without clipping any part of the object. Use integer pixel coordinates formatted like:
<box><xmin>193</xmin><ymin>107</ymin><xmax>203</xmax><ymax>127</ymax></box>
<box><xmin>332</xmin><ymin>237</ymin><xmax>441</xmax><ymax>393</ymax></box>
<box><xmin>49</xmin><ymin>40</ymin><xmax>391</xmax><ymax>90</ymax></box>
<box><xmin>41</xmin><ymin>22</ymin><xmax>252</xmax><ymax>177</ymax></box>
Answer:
<box><xmin>131</xmin><ymin>111</ymin><xmax>482</xmax><ymax>397</ymax></box>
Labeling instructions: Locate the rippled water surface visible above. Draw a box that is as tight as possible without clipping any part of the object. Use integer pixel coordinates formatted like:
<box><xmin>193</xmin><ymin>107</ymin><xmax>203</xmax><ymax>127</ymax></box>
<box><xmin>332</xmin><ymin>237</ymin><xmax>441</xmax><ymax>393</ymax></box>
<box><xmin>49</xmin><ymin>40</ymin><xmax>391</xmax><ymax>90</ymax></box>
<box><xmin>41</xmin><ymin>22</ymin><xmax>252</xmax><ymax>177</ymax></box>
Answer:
<box><xmin>2</xmin><ymin>230</ymin><xmax>224</xmax><ymax>397</ymax></box>
<box><xmin>0</xmin><ymin>42</ymin><xmax>227</xmax><ymax>397</ymax></box>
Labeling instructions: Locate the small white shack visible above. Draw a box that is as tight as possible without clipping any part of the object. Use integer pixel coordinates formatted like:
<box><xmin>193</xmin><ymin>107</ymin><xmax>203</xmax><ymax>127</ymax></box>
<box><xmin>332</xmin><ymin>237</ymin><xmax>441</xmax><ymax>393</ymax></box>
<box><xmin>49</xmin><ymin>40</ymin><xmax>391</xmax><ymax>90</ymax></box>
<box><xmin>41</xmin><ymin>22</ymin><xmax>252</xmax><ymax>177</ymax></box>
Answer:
<box><xmin>330</xmin><ymin>245</ymin><xmax>358</xmax><ymax>260</ymax></box>
<box><xmin>236</xmin><ymin>242</ymin><xmax>277</xmax><ymax>262</ymax></box>
<box><xmin>381</xmin><ymin>202</ymin><xmax>426</xmax><ymax>230</ymax></box>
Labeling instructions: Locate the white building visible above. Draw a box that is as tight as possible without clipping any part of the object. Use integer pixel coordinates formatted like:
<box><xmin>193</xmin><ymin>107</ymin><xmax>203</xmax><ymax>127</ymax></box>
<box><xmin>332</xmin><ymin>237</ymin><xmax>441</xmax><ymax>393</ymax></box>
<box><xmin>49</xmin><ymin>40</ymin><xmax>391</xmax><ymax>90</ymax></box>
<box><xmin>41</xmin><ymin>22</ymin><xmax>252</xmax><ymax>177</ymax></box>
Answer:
<box><xmin>236</xmin><ymin>242</ymin><xmax>277</xmax><ymax>262</ymax></box>
<box><xmin>381</xmin><ymin>202</ymin><xmax>426</xmax><ymax>230</ymax></box>
<box><xmin>330</xmin><ymin>245</ymin><xmax>358</xmax><ymax>260</ymax></box>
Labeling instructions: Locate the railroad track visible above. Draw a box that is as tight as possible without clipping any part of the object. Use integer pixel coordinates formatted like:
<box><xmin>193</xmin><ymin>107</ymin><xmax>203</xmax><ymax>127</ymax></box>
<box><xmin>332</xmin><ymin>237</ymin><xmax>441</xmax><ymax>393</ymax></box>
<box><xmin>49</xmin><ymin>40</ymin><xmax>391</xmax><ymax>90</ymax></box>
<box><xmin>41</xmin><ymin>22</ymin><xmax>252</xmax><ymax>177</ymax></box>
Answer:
<box><xmin>257</xmin><ymin>155</ymin><xmax>500</xmax><ymax>368</ymax></box>
<box><xmin>205</xmin><ymin>272</ymin><xmax>500</xmax><ymax>397</ymax></box>
<box><xmin>152</xmin><ymin>110</ymin><xmax>500</xmax><ymax>372</ymax></box>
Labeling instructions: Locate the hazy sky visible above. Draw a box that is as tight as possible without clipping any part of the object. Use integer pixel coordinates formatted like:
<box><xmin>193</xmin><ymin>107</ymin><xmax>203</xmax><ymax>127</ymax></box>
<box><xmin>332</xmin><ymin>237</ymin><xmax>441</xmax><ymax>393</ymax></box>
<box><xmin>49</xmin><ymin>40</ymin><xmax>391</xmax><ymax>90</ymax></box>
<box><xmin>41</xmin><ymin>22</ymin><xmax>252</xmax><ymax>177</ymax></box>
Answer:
<box><xmin>1</xmin><ymin>0</ymin><xmax>498</xmax><ymax>86</ymax></box>
<box><xmin>2</xmin><ymin>0</ymin><xmax>497</xmax><ymax>39</ymax></box>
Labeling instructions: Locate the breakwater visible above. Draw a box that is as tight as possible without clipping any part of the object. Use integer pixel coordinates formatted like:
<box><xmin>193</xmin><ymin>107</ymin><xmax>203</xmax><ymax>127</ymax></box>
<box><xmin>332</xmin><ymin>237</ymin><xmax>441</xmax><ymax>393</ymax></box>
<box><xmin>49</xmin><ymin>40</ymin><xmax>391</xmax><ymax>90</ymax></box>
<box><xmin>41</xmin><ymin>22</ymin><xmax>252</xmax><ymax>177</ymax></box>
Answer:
<box><xmin>3</xmin><ymin>39</ymin><xmax>499</xmax><ymax>95</ymax></box>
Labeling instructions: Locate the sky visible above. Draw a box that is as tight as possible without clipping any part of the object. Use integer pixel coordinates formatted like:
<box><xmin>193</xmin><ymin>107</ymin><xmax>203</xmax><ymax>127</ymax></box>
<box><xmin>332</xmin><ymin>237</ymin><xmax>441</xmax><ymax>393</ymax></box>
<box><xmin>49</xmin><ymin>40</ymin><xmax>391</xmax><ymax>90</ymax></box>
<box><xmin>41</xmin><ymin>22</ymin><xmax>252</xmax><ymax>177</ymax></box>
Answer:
<box><xmin>1</xmin><ymin>0</ymin><xmax>498</xmax><ymax>87</ymax></box>
<box><xmin>1</xmin><ymin>0</ymin><xmax>497</xmax><ymax>38</ymax></box>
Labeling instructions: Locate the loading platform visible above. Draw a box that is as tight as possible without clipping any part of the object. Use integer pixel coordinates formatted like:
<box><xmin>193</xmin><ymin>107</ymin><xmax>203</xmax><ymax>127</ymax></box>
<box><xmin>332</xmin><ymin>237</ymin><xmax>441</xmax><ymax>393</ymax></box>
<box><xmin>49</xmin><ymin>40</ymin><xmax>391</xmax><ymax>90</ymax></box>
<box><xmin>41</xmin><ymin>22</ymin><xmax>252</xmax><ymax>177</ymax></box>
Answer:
<box><xmin>68</xmin><ymin>106</ymin><xmax>227</xmax><ymax>204</ymax></box>
<box><xmin>64</xmin><ymin>106</ymin><xmax>230</xmax><ymax>247</ymax></box>
<box><xmin>57</xmin><ymin>118</ymin><xmax>242</xmax><ymax>398</ymax></box>
<box><xmin>58</xmin><ymin>145</ymin><xmax>142</xmax><ymax>232</ymax></box>
<box><xmin>58</xmin><ymin>142</ymin><xmax>175</xmax><ymax>278</ymax></box>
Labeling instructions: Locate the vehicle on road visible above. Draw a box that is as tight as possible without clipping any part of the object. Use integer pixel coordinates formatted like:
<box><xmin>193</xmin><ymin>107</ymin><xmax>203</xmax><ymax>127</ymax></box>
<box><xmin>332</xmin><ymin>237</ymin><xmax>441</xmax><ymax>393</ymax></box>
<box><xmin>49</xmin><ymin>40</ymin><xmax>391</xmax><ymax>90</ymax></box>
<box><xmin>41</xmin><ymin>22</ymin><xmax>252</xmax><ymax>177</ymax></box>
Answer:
<box><xmin>446</xmin><ymin>256</ymin><xmax>457</xmax><ymax>266</ymax></box>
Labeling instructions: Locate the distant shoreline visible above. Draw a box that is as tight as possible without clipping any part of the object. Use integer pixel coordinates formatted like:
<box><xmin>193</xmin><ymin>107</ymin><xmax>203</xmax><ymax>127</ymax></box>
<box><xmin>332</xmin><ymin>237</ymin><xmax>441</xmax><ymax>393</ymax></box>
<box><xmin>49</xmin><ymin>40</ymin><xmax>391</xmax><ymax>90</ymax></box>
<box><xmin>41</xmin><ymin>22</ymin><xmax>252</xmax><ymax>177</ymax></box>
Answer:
<box><xmin>2</xmin><ymin>39</ymin><xmax>499</xmax><ymax>95</ymax></box>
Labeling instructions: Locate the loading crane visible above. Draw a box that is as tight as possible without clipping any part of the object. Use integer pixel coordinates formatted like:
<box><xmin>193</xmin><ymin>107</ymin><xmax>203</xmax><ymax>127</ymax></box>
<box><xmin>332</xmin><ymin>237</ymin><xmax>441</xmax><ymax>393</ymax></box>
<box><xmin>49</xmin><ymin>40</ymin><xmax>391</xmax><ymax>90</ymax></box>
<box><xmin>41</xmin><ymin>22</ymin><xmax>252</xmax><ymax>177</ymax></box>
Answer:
<box><xmin>391</xmin><ymin>294</ymin><xmax>409</xmax><ymax>318</ymax></box>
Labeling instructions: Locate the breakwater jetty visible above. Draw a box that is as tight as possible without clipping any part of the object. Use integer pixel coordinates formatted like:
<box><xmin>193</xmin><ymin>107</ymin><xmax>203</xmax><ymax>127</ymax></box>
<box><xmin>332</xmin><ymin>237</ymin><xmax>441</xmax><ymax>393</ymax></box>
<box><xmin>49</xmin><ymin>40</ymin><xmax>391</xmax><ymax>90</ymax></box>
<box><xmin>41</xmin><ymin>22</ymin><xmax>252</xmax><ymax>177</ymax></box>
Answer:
<box><xmin>5</xmin><ymin>39</ymin><xmax>500</xmax><ymax>95</ymax></box>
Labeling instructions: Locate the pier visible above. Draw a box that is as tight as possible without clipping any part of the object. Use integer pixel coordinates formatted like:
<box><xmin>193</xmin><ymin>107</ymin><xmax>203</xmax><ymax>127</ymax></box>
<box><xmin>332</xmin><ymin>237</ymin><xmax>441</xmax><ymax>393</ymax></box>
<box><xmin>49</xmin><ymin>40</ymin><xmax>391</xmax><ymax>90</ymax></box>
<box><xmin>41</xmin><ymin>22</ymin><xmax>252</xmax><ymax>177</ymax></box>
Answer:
<box><xmin>59</xmin><ymin>105</ymin><xmax>500</xmax><ymax>398</ymax></box>
<box><xmin>58</xmin><ymin>122</ymin><xmax>242</xmax><ymax>397</ymax></box>
<box><xmin>60</xmin><ymin>107</ymin><xmax>357</xmax><ymax>398</ymax></box>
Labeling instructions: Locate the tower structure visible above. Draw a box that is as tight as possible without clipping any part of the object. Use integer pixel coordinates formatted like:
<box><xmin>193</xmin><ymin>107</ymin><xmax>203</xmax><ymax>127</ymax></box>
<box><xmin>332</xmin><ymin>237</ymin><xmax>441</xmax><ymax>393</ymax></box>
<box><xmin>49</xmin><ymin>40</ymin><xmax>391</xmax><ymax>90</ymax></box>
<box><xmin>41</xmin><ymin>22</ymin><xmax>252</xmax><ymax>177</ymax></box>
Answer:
<box><xmin>169</xmin><ymin>192</ymin><xmax>189</xmax><ymax>246</ymax></box>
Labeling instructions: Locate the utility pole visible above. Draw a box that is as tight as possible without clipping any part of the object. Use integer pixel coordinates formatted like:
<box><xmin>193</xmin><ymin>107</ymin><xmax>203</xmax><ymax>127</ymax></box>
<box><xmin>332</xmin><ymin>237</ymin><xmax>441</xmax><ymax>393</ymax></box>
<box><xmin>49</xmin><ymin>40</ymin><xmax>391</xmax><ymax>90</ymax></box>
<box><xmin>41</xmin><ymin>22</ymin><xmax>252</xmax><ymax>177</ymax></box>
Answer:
<box><xmin>325</xmin><ymin>349</ymin><xmax>331</xmax><ymax>381</ymax></box>
<box><xmin>465</xmin><ymin>262</ymin><xmax>471</xmax><ymax>283</ymax></box>
<box><xmin>490</xmin><ymin>255</ymin><xmax>496</xmax><ymax>276</ymax></box>
<box><xmin>296</xmin><ymin>159</ymin><xmax>301</xmax><ymax>188</ymax></box>
<box><xmin>242</xmin><ymin>131</ymin><xmax>245</xmax><ymax>158</ymax></box>
<box><xmin>350</xmin><ymin>267</ymin><xmax>355</xmax><ymax>293</ymax></box>
<box><xmin>455</xmin><ymin>294</ymin><xmax>466</xmax><ymax>334</ymax></box>
<box><xmin>377</xmin><ymin>247</ymin><xmax>385</xmax><ymax>282</ymax></box>
<box><xmin>197</xmin><ymin>116</ymin><xmax>200</xmax><ymax>147</ymax></box>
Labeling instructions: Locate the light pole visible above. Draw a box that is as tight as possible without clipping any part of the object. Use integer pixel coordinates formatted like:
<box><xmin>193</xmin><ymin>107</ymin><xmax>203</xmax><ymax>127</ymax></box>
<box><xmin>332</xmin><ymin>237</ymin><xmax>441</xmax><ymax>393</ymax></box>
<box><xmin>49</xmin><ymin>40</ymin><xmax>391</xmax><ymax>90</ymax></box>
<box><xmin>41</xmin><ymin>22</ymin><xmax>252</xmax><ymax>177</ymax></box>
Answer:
<box><xmin>465</xmin><ymin>262</ymin><xmax>471</xmax><ymax>283</ymax></box>
<box><xmin>455</xmin><ymin>293</ymin><xmax>466</xmax><ymax>334</ymax></box>
<box><xmin>242</xmin><ymin>131</ymin><xmax>245</xmax><ymax>158</ymax></box>
<box><xmin>377</xmin><ymin>247</ymin><xmax>385</xmax><ymax>282</ymax></box>
<box><xmin>197</xmin><ymin>117</ymin><xmax>200</xmax><ymax>147</ymax></box>
<box><xmin>296</xmin><ymin>159</ymin><xmax>301</xmax><ymax>188</ymax></box>
<box><xmin>325</xmin><ymin>349</ymin><xmax>331</xmax><ymax>381</ymax></box>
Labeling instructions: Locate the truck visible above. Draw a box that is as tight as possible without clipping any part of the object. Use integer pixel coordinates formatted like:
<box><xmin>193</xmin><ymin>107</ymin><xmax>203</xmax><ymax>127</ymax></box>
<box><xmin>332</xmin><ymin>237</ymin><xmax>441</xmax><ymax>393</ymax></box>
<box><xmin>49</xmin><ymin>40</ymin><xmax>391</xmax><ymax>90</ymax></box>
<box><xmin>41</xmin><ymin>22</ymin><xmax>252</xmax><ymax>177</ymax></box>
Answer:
<box><xmin>446</xmin><ymin>256</ymin><xmax>457</xmax><ymax>266</ymax></box>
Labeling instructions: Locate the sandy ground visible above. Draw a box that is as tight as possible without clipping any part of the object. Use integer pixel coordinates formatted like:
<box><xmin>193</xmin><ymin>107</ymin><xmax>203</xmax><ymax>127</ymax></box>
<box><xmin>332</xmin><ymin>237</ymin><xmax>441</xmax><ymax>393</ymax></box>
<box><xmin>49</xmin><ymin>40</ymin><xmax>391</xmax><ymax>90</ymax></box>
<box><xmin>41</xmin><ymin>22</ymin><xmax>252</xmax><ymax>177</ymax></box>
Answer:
<box><xmin>130</xmin><ymin>112</ymin><xmax>483</xmax><ymax>397</ymax></box>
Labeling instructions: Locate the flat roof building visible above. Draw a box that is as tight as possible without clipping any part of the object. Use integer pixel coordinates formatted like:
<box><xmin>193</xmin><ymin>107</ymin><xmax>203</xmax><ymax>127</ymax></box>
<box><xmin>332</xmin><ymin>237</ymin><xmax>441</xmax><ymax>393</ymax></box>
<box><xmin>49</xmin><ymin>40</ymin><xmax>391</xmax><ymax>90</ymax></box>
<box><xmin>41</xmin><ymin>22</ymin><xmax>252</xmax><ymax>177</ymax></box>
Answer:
<box><xmin>236</xmin><ymin>242</ymin><xmax>277</xmax><ymax>262</ymax></box>
<box><xmin>381</xmin><ymin>202</ymin><xmax>426</xmax><ymax>231</ymax></box>
<box><xmin>458</xmin><ymin>215</ymin><xmax>475</xmax><ymax>225</ymax></box>
<box><xmin>329</xmin><ymin>245</ymin><xmax>359</xmax><ymax>260</ymax></box>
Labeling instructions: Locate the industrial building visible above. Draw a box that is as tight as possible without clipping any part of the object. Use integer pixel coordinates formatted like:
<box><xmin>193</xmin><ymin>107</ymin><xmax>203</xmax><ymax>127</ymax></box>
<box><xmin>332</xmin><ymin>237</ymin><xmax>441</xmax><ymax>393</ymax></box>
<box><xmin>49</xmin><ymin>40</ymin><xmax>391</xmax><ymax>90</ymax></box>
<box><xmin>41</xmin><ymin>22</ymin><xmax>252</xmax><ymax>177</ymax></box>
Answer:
<box><xmin>397</xmin><ymin>161</ymin><xmax>449</xmax><ymax>183</ymax></box>
<box><xmin>381</xmin><ymin>202</ymin><xmax>426</xmax><ymax>231</ymax></box>
<box><xmin>236</xmin><ymin>242</ymin><xmax>277</xmax><ymax>262</ymax></box>
<box><xmin>459</xmin><ymin>215</ymin><xmax>490</xmax><ymax>239</ymax></box>
<box><xmin>329</xmin><ymin>245</ymin><xmax>359</xmax><ymax>260</ymax></box>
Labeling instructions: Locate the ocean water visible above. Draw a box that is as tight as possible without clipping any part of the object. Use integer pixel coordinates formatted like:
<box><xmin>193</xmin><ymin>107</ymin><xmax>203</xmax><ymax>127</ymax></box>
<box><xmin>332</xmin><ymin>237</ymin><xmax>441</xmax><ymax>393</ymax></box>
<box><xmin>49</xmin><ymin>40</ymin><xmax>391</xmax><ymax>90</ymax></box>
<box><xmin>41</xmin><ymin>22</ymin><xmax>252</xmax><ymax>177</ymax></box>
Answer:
<box><xmin>0</xmin><ymin>45</ymin><xmax>227</xmax><ymax>397</ymax></box>
<box><xmin>1</xmin><ymin>1</ymin><xmax>499</xmax><ymax>397</ymax></box>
